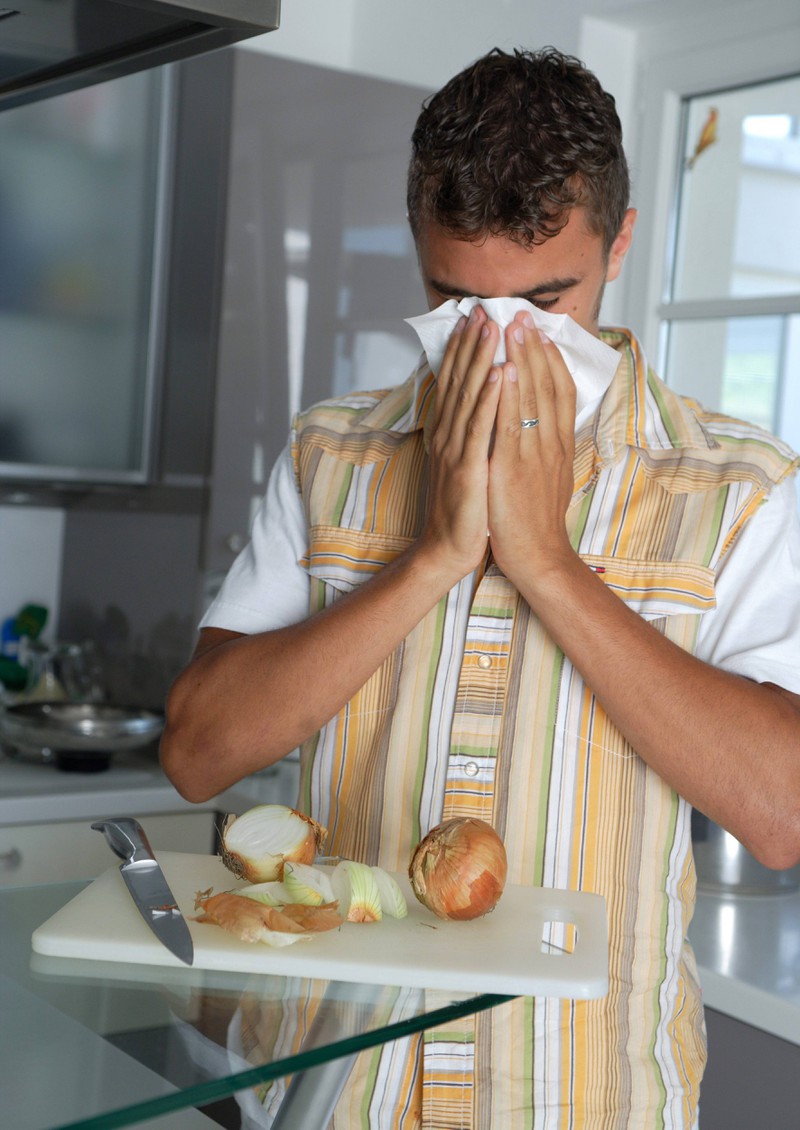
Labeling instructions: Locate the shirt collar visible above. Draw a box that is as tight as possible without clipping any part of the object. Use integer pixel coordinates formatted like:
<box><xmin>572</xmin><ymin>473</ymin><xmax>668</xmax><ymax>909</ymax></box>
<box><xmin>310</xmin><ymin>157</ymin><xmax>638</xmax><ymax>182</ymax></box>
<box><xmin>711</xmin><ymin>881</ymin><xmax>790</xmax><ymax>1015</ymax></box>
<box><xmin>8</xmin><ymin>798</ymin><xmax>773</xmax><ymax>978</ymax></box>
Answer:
<box><xmin>594</xmin><ymin>329</ymin><xmax>715</xmax><ymax>457</ymax></box>
<box><xmin>359</xmin><ymin>354</ymin><xmax>437</xmax><ymax>445</ymax></box>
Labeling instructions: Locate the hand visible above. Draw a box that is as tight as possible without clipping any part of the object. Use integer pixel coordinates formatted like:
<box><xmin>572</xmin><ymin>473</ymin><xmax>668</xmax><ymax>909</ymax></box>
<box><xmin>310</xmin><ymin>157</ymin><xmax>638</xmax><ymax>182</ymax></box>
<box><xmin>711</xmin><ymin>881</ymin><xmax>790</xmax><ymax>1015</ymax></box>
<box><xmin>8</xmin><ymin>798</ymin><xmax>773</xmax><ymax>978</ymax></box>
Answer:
<box><xmin>487</xmin><ymin>311</ymin><xmax>577</xmax><ymax>584</ymax></box>
<box><xmin>419</xmin><ymin>305</ymin><xmax>503</xmax><ymax>579</ymax></box>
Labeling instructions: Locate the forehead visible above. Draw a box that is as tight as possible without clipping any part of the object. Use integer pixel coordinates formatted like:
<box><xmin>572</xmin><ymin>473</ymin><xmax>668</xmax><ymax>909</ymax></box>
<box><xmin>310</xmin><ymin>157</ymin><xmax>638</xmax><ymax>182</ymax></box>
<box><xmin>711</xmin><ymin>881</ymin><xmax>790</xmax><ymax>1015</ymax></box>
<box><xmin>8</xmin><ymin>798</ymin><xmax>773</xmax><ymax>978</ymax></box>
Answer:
<box><xmin>416</xmin><ymin>212</ymin><xmax>603</xmax><ymax>296</ymax></box>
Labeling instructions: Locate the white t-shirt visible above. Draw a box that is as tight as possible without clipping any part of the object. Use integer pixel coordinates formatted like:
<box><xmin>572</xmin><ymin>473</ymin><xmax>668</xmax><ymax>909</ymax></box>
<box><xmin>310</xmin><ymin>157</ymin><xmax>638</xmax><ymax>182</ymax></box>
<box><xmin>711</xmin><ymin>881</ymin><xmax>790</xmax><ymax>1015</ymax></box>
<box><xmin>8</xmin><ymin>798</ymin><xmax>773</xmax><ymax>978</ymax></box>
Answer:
<box><xmin>202</xmin><ymin>443</ymin><xmax>800</xmax><ymax>694</ymax></box>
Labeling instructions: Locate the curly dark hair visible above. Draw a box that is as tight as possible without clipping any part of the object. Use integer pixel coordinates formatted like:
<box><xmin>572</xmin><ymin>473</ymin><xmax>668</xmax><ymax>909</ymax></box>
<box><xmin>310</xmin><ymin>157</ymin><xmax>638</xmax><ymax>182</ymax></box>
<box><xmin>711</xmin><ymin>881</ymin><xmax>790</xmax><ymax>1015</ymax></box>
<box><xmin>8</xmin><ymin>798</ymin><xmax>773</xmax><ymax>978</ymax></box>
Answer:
<box><xmin>407</xmin><ymin>47</ymin><xmax>630</xmax><ymax>257</ymax></box>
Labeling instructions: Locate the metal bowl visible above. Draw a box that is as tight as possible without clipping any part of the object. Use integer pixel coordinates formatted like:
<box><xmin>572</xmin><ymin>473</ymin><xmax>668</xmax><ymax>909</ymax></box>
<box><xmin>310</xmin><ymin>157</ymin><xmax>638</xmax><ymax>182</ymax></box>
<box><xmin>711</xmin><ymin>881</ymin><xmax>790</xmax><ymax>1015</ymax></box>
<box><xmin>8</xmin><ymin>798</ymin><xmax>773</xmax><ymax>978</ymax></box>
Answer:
<box><xmin>0</xmin><ymin>702</ymin><xmax>163</xmax><ymax>764</ymax></box>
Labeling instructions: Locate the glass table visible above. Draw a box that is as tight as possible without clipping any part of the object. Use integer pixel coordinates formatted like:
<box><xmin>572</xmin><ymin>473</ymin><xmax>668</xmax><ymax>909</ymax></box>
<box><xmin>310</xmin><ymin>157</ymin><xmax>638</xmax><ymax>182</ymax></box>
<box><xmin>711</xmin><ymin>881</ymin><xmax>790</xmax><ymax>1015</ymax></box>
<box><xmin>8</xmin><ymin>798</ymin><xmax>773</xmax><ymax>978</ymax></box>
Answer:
<box><xmin>1</xmin><ymin>881</ymin><xmax>512</xmax><ymax>1130</ymax></box>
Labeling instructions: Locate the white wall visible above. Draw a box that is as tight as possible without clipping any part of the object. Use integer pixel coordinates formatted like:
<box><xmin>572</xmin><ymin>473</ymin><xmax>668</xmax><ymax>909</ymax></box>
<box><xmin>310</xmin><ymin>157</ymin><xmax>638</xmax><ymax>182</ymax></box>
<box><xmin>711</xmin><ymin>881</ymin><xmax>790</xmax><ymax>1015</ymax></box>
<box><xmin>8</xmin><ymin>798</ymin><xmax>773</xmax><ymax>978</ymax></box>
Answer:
<box><xmin>244</xmin><ymin>0</ymin><xmax>642</xmax><ymax>327</ymax></box>
<box><xmin>244</xmin><ymin>0</ymin><xmax>357</xmax><ymax>74</ymax></box>
<box><xmin>0</xmin><ymin>506</ymin><xmax>64</xmax><ymax>640</ymax></box>
<box><xmin>244</xmin><ymin>0</ymin><xmax>585</xmax><ymax>90</ymax></box>
<box><xmin>247</xmin><ymin>0</ymin><xmax>800</xmax><ymax>343</ymax></box>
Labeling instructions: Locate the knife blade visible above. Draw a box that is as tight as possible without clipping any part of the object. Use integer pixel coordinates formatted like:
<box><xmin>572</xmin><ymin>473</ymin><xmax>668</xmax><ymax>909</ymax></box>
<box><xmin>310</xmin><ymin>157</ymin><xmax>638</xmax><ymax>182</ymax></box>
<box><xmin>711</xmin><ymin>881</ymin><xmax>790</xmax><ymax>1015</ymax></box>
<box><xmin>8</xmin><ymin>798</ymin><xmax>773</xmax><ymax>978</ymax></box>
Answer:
<box><xmin>91</xmin><ymin>817</ymin><xmax>194</xmax><ymax>966</ymax></box>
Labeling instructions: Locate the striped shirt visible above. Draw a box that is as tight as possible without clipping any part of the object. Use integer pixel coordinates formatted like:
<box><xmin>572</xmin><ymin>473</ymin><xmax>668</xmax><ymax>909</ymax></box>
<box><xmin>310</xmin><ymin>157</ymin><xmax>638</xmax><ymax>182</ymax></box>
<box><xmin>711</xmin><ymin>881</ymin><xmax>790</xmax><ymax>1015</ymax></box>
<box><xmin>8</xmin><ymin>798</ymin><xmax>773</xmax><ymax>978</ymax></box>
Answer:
<box><xmin>225</xmin><ymin>329</ymin><xmax>799</xmax><ymax>1128</ymax></box>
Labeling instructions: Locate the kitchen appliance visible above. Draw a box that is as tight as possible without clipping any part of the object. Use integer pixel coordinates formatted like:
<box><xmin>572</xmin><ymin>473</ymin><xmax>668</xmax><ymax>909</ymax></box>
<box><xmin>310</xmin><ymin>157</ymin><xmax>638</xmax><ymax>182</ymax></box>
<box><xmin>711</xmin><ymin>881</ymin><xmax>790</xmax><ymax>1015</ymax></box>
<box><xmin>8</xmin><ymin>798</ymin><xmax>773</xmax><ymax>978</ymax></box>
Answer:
<box><xmin>92</xmin><ymin>817</ymin><xmax>194</xmax><ymax>965</ymax></box>
<box><xmin>692</xmin><ymin>809</ymin><xmax>800</xmax><ymax>895</ymax></box>
<box><xmin>32</xmin><ymin>850</ymin><xmax>610</xmax><ymax>997</ymax></box>
<box><xmin>0</xmin><ymin>0</ymin><xmax>280</xmax><ymax>111</ymax></box>
<box><xmin>0</xmin><ymin>701</ymin><xmax>163</xmax><ymax>771</ymax></box>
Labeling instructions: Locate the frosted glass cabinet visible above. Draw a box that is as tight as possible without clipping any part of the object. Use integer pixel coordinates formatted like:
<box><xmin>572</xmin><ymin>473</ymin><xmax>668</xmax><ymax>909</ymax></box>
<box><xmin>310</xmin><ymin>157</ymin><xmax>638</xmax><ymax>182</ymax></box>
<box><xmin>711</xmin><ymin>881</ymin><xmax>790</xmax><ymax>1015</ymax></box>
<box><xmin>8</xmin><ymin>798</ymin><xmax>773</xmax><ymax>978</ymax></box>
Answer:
<box><xmin>0</xmin><ymin>68</ymin><xmax>168</xmax><ymax>482</ymax></box>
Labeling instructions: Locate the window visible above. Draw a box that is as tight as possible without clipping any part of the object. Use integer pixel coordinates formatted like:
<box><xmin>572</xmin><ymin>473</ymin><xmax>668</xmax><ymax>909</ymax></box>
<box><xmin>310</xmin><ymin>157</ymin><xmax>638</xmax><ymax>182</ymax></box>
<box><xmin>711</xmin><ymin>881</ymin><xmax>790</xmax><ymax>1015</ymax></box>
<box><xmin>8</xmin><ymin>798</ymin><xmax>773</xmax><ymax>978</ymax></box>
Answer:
<box><xmin>659</xmin><ymin>74</ymin><xmax>800</xmax><ymax>454</ymax></box>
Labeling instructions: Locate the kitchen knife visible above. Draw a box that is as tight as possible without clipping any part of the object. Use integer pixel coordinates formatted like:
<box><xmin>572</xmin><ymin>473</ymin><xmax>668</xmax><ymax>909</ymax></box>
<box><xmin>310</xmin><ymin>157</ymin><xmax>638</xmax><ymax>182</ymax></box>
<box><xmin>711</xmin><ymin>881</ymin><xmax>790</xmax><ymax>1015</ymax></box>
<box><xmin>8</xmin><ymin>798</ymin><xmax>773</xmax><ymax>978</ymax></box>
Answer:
<box><xmin>91</xmin><ymin>817</ymin><xmax>194</xmax><ymax>966</ymax></box>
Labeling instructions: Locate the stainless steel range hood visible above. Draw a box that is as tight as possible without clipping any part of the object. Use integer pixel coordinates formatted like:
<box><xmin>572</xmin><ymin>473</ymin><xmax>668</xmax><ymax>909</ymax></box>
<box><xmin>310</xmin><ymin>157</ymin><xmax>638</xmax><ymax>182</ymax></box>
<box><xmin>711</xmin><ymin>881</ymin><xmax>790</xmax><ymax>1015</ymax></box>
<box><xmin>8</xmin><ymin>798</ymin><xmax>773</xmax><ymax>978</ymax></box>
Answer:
<box><xmin>0</xmin><ymin>0</ymin><xmax>280</xmax><ymax>110</ymax></box>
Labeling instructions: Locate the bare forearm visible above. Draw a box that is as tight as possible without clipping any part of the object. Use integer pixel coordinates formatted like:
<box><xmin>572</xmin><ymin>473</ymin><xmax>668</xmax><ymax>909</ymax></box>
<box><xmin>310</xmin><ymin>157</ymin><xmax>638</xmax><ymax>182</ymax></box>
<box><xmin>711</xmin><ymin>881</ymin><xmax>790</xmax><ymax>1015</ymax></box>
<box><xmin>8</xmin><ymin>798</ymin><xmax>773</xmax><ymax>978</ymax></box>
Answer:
<box><xmin>516</xmin><ymin>552</ymin><xmax>800</xmax><ymax>868</ymax></box>
<box><xmin>161</xmin><ymin>542</ymin><xmax>461</xmax><ymax>801</ymax></box>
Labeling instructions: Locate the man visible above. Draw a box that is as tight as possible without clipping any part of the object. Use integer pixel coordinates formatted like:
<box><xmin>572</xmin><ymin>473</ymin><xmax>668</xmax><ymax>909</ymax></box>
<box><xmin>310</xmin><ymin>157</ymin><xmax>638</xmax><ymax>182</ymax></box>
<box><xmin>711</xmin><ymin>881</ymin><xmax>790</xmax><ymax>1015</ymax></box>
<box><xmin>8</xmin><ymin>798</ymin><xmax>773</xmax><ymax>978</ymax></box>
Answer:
<box><xmin>161</xmin><ymin>47</ymin><xmax>800</xmax><ymax>1128</ymax></box>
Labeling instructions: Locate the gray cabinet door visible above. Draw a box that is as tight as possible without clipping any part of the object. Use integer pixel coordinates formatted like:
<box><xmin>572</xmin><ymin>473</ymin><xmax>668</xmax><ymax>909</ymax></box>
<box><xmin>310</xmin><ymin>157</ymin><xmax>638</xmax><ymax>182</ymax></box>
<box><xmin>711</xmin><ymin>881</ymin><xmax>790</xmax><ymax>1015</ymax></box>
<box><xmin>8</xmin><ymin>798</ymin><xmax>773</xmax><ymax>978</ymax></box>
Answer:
<box><xmin>0</xmin><ymin>69</ymin><xmax>169</xmax><ymax>482</ymax></box>
<box><xmin>204</xmin><ymin>54</ymin><xmax>429</xmax><ymax>582</ymax></box>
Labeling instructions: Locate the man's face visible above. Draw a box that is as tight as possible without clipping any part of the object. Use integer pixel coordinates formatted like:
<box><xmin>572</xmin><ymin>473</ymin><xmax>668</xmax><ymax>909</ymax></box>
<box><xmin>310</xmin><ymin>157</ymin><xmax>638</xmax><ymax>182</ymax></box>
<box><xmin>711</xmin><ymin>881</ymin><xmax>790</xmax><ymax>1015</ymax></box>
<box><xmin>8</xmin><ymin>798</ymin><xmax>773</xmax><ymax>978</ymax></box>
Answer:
<box><xmin>415</xmin><ymin>207</ymin><xmax>635</xmax><ymax>337</ymax></box>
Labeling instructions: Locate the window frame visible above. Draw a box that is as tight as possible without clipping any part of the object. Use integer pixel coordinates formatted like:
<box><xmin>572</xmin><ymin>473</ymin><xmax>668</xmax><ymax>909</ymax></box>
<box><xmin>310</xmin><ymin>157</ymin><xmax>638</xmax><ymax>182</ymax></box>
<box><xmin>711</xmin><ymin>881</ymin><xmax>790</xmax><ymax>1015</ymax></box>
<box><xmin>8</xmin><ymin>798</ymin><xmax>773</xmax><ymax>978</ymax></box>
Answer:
<box><xmin>622</xmin><ymin>6</ymin><xmax>800</xmax><ymax>376</ymax></box>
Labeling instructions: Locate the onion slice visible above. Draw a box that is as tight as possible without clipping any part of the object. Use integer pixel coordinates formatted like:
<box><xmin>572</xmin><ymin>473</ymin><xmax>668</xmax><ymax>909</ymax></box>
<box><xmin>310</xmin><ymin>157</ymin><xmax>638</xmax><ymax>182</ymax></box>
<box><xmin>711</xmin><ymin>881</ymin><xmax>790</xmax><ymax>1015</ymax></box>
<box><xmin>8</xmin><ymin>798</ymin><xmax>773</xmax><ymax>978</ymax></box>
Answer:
<box><xmin>282</xmin><ymin>861</ymin><xmax>337</xmax><ymax>906</ymax></box>
<box><xmin>236</xmin><ymin>880</ymin><xmax>294</xmax><ymax>907</ymax></box>
<box><xmin>220</xmin><ymin>805</ymin><xmax>327</xmax><ymax>883</ymax></box>
<box><xmin>330</xmin><ymin>861</ymin><xmax>383</xmax><ymax>922</ymax></box>
<box><xmin>371</xmin><ymin>866</ymin><xmax>408</xmax><ymax>918</ymax></box>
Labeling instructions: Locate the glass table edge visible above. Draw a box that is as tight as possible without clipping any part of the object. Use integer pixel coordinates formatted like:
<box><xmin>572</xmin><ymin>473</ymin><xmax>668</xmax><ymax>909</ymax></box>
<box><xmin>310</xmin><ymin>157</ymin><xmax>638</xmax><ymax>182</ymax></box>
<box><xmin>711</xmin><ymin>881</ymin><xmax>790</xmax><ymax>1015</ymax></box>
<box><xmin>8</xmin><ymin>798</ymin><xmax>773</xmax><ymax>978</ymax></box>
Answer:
<box><xmin>53</xmin><ymin>990</ymin><xmax>515</xmax><ymax>1130</ymax></box>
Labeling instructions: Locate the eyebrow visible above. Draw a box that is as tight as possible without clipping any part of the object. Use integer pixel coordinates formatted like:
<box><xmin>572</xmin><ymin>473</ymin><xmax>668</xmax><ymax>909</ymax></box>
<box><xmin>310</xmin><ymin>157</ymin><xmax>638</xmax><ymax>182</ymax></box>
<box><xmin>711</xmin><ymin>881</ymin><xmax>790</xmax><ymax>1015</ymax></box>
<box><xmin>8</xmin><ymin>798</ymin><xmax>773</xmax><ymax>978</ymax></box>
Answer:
<box><xmin>427</xmin><ymin>276</ymin><xmax>582</xmax><ymax>301</ymax></box>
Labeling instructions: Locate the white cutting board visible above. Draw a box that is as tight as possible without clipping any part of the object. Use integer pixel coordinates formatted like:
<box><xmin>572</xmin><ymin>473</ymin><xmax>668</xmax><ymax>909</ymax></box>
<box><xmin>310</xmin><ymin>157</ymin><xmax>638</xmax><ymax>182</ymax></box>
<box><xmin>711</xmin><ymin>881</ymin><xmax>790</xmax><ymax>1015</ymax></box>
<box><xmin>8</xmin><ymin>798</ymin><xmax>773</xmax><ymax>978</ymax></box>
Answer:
<box><xmin>32</xmin><ymin>852</ymin><xmax>608</xmax><ymax>998</ymax></box>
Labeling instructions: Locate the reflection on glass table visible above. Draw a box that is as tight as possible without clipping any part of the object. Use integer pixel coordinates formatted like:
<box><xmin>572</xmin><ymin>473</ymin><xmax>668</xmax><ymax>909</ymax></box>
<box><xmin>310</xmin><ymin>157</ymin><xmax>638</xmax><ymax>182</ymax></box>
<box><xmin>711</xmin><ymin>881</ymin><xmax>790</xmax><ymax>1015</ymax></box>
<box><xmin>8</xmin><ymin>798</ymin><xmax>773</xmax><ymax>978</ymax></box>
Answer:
<box><xmin>2</xmin><ymin>882</ymin><xmax>511</xmax><ymax>1130</ymax></box>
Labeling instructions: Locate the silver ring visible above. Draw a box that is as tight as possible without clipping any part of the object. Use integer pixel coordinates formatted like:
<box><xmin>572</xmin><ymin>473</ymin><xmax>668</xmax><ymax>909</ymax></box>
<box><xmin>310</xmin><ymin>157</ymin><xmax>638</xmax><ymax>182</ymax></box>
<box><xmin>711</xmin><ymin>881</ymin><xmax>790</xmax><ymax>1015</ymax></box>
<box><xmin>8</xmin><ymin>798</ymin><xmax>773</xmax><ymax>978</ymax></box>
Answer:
<box><xmin>520</xmin><ymin>417</ymin><xmax>540</xmax><ymax>428</ymax></box>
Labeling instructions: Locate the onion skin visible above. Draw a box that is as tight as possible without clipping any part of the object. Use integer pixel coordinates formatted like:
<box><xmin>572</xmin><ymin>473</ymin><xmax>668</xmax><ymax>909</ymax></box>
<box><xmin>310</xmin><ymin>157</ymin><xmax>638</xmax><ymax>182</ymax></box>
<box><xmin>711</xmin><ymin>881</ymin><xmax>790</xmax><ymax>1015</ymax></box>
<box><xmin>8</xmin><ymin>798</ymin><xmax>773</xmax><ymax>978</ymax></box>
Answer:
<box><xmin>194</xmin><ymin>889</ymin><xmax>342</xmax><ymax>943</ymax></box>
<box><xmin>408</xmin><ymin>817</ymin><xmax>507</xmax><ymax>920</ymax></box>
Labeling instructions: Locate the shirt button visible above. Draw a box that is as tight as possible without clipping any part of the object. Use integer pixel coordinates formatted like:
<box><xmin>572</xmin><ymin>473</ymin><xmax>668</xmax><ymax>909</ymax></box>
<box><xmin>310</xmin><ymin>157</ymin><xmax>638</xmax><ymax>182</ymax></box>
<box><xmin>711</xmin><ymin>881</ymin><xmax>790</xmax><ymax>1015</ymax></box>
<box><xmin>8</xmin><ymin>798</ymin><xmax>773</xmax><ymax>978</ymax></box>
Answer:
<box><xmin>478</xmin><ymin>654</ymin><xmax>492</xmax><ymax>669</ymax></box>
<box><xmin>464</xmin><ymin>761</ymin><xmax>479</xmax><ymax>777</ymax></box>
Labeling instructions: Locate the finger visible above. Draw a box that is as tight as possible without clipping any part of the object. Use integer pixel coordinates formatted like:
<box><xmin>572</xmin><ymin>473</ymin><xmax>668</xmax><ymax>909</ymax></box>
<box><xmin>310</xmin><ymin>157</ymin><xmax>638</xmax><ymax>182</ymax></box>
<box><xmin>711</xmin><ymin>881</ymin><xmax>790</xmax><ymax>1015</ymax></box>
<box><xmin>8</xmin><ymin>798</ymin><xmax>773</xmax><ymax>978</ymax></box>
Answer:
<box><xmin>492</xmin><ymin>360</ymin><xmax>522</xmax><ymax>464</ymax></box>
<box><xmin>434</xmin><ymin>314</ymin><xmax>467</xmax><ymax>426</ymax></box>
<box><xmin>461</xmin><ymin>365</ymin><xmax>504</xmax><ymax>461</ymax></box>
<box><xmin>506</xmin><ymin>316</ymin><xmax>575</xmax><ymax>447</ymax></box>
<box><xmin>505</xmin><ymin>315</ymin><xmax>552</xmax><ymax>436</ymax></box>
<box><xmin>443</xmin><ymin>315</ymin><xmax>501</xmax><ymax>455</ymax></box>
<box><xmin>436</xmin><ymin>307</ymin><xmax>490</xmax><ymax>437</ymax></box>
<box><xmin>538</xmin><ymin>332</ymin><xmax>577</xmax><ymax>445</ymax></box>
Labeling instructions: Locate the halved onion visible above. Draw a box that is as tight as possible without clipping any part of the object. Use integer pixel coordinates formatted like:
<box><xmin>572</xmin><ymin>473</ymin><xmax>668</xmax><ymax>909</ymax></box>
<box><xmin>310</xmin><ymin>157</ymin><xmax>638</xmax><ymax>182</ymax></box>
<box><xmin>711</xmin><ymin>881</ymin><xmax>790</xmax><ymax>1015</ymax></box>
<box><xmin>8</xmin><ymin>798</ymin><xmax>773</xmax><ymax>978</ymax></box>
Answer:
<box><xmin>220</xmin><ymin>805</ymin><xmax>327</xmax><ymax>883</ymax></box>
<box><xmin>408</xmin><ymin>817</ymin><xmax>507</xmax><ymax>920</ymax></box>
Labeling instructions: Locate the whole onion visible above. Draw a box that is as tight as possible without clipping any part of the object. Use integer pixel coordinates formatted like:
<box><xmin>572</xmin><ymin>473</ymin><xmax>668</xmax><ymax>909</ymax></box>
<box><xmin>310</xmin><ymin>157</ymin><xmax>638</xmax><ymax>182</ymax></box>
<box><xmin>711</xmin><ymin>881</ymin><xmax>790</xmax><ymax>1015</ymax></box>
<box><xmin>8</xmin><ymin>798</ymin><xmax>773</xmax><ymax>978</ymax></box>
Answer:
<box><xmin>408</xmin><ymin>817</ymin><xmax>508</xmax><ymax>920</ymax></box>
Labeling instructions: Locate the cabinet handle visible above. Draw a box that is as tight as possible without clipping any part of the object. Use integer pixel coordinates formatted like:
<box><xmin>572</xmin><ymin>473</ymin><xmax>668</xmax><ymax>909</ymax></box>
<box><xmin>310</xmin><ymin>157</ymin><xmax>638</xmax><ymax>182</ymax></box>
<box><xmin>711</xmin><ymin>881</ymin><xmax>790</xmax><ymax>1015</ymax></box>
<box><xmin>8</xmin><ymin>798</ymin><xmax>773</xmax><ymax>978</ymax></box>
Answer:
<box><xmin>0</xmin><ymin>847</ymin><xmax>22</xmax><ymax>872</ymax></box>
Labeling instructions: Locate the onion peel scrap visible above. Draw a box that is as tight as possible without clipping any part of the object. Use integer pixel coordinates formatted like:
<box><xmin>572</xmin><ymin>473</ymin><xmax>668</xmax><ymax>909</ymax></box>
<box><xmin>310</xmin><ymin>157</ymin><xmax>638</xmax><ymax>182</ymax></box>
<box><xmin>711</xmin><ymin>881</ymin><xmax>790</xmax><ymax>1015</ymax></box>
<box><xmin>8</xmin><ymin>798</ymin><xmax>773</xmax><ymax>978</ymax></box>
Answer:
<box><xmin>194</xmin><ymin>889</ymin><xmax>342</xmax><ymax>946</ymax></box>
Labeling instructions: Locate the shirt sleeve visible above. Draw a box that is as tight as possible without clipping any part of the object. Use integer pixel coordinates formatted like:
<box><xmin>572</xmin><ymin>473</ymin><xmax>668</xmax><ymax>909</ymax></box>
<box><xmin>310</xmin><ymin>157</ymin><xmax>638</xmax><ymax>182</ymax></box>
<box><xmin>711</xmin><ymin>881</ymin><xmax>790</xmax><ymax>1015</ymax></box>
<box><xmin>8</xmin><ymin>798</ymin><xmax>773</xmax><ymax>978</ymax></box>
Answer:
<box><xmin>695</xmin><ymin>474</ymin><xmax>800</xmax><ymax>692</ymax></box>
<box><xmin>199</xmin><ymin>443</ymin><xmax>311</xmax><ymax>634</ymax></box>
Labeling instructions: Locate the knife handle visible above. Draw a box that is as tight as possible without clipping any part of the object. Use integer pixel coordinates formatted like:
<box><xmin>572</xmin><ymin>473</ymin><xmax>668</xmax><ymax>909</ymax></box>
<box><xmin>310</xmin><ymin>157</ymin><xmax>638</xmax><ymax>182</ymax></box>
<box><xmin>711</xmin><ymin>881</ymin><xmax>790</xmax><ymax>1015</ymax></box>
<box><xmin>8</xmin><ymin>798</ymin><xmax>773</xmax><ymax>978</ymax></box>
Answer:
<box><xmin>91</xmin><ymin>818</ymin><xmax>154</xmax><ymax>864</ymax></box>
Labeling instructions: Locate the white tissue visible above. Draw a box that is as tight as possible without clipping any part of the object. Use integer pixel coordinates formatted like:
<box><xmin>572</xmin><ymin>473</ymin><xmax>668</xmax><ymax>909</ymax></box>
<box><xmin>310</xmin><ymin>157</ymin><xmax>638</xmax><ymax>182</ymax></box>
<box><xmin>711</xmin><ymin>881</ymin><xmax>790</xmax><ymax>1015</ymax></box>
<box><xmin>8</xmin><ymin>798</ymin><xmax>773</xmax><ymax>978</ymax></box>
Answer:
<box><xmin>405</xmin><ymin>297</ymin><xmax>621</xmax><ymax>422</ymax></box>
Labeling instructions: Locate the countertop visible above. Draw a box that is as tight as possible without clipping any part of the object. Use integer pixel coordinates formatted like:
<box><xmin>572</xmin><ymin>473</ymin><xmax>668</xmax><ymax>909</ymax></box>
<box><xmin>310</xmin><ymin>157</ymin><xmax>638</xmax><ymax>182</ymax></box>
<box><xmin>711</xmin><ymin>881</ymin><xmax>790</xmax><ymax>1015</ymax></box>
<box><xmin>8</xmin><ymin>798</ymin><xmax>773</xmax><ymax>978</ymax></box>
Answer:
<box><xmin>2</xmin><ymin>753</ymin><xmax>798</xmax><ymax>1047</ymax></box>
<box><xmin>0</xmin><ymin>746</ymin><xmax>298</xmax><ymax>827</ymax></box>
<box><xmin>689</xmin><ymin>884</ymin><xmax>800</xmax><ymax>1046</ymax></box>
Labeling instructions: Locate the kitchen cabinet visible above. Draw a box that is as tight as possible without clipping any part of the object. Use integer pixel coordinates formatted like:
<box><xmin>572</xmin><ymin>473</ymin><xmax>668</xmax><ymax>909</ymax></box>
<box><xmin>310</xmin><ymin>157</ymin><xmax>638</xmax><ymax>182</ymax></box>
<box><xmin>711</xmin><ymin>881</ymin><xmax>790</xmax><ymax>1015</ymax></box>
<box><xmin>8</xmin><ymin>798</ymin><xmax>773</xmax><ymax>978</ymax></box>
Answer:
<box><xmin>0</xmin><ymin>810</ymin><xmax>219</xmax><ymax>887</ymax></box>
<box><xmin>700</xmin><ymin>1007</ymin><xmax>800</xmax><ymax>1128</ymax></box>
<box><xmin>204</xmin><ymin>53</ymin><xmax>428</xmax><ymax>583</ymax></box>
<box><xmin>0</xmin><ymin>68</ymin><xmax>168</xmax><ymax>483</ymax></box>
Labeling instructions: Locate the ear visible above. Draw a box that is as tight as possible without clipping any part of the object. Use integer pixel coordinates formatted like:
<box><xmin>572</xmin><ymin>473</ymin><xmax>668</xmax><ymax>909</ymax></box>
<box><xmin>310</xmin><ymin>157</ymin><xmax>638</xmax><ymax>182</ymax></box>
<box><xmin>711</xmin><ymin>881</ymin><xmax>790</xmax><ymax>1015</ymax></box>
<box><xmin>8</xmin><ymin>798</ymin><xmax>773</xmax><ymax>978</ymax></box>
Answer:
<box><xmin>606</xmin><ymin>208</ymin><xmax>637</xmax><ymax>283</ymax></box>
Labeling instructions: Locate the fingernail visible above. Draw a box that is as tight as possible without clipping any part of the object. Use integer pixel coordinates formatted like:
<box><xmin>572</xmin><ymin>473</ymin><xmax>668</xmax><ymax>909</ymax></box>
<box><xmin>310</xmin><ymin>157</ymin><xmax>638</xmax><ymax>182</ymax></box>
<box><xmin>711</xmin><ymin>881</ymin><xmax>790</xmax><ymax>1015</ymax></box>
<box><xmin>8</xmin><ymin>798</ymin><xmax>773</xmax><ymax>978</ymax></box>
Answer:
<box><xmin>468</xmin><ymin>307</ymin><xmax>479</xmax><ymax>323</ymax></box>
<box><xmin>538</xmin><ymin>329</ymin><xmax>551</xmax><ymax>343</ymax></box>
<box><xmin>488</xmin><ymin>367</ymin><xmax>500</xmax><ymax>383</ymax></box>
<box><xmin>454</xmin><ymin>315</ymin><xmax>467</xmax><ymax>333</ymax></box>
<box><xmin>513</xmin><ymin>326</ymin><xmax>524</xmax><ymax>344</ymax></box>
<box><xmin>506</xmin><ymin>363</ymin><xmax>518</xmax><ymax>382</ymax></box>
<box><xmin>522</xmin><ymin>312</ymin><xmax>534</xmax><ymax>328</ymax></box>
<box><xmin>481</xmin><ymin>323</ymin><xmax>490</xmax><ymax>340</ymax></box>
